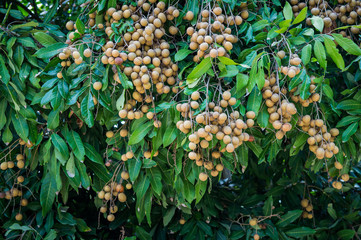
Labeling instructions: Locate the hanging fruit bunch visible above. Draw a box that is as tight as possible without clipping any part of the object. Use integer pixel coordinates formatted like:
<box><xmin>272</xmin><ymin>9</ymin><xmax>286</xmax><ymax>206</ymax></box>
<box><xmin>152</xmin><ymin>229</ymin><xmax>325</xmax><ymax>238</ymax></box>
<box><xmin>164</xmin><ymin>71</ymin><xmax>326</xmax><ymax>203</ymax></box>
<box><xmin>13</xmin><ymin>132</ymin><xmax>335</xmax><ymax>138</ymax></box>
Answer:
<box><xmin>0</xmin><ymin>152</ymin><xmax>30</xmax><ymax>222</ymax></box>
<box><xmin>185</xmin><ymin>2</ymin><xmax>248</xmax><ymax>62</ymax></box>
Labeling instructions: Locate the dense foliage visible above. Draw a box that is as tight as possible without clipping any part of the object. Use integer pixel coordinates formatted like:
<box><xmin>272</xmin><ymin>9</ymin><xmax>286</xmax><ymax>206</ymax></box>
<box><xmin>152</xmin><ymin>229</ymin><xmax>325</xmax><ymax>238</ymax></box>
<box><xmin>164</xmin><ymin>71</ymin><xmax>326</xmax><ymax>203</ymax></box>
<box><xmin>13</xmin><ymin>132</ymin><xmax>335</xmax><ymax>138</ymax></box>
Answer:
<box><xmin>1</xmin><ymin>0</ymin><xmax>361</xmax><ymax>239</ymax></box>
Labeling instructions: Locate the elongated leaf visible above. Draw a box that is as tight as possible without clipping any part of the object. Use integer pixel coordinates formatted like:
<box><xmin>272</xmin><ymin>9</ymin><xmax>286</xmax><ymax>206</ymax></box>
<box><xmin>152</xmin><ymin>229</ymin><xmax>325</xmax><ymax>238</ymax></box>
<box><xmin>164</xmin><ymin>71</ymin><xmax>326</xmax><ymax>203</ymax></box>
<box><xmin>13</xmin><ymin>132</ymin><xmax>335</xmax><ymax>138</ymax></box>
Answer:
<box><xmin>0</xmin><ymin>55</ymin><xmax>10</xmax><ymax>85</ymax></box>
<box><xmin>332</xmin><ymin>34</ymin><xmax>361</xmax><ymax>55</ymax></box>
<box><xmin>336</xmin><ymin>116</ymin><xmax>361</xmax><ymax>128</ymax></box>
<box><xmin>47</xmin><ymin>110</ymin><xmax>59</xmax><ymax>129</ymax></box>
<box><xmin>314</xmin><ymin>40</ymin><xmax>326</xmax><ymax>69</ymax></box>
<box><xmin>34</xmin><ymin>43</ymin><xmax>67</xmax><ymax>59</ymax></box>
<box><xmin>337</xmin><ymin>230</ymin><xmax>355</xmax><ymax>240</ymax></box>
<box><xmin>337</xmin><ymin>100</ymin><xmax>361</xmax><ymax>110</ymax></box>
<box><xmin>40</xmin><ymin>173</ymin><xmax>57</xmax><ymax>216</ymax></box>
<box><xmin>276</xmin><ymin>210</ymin><xmax>303</xmax><ymax>227</ymax></box>
<box><xmin>258</xmin><ymin>107</ymin><xmax>269</xmax><ymax>128</ymax></box>
<box><xmin>286</xmin><ymin>227</ymin><xmax>316</xmax><ymax>238</ymax></box>
<box><xmin>247</xmin><ymin>87</ymin><xmax>262</xmax><ymax>115</ymax></box>
<box><xmin>51</xmin><ymin>133</ymin><xmax>69</xmax><ymax>161</ymax></box>
<box><xmin>292</xmin><ymin>7</ymin><xmax>307</xmax><ymax>24</ymax></box>
<box><xmin>342</xmin><ymin>122</ymin><xmax>358</xmax><ymax>142</ymax></box>
<box><xmin>129</xmin><ymin>121</ymin><xmax>153</xmax><ymax>145</ymax></box>
<box><xmin>81</xmin><ymin>93</ymin><xmax>95</xmax><ymax>127</ymax></box>
<box><xmin>63</xmin><ymin>130</ymin><xmax>85</xmax><ymax>161</ymax></box>
<box><xmin>324</xmin><ymin>37</ymin><xmax>345</xmax><ymax>70</ymax></box>
<box><xmin>187</xmin><ymin>57</ymin><xmax>212</xmax><ymax>81</ymax></box>
<box><xmin>163</xmin><ymin>206</ymin><xmax>176</xmax><ymax>226</ymax></box>
<box><xmin>163</xmin><ymin>127</ymin><xmax>177</xmax><ymax>147</ymax></box>
<box><xmin>311</xmin><ymin>16</ymin><xmax>324</xmax><ymax>32</ymax></box>
<box><xmin>134</xmin><ymin>174</ymin><xmax>150</xmax><ymax>199</ymax></box>
<box><xmin>283</xmin><ymin>2</ymin><xmax>293</xmax><ymax>20</ymax></box>
<box><xmin>147</xmin><ymin>168</ymin><xmax>162</xmax><ymax>195</ymax></box>
<box><xmin>263</xmin><ymin>196</ymin><xmax>273</xmax><ymax>216</ymax></box>
<box><xmin>33</xmin><ymin>32</ymin><xmax>57</xmax><ymax>47</ymax></box>
<box><xmin>84</xmin><ymin>143</ymin><xmax>103</xmax><ymax>164</ymax></box>
<box><xmin>85</xmin><ymin>159</ymin><xmax>111</xmax><ymax>183</ymax></box>
<box><xmin>175</xmin><ymin>49</ymin><xmax>193</xmax><ymax>61</ymax></box>
<box><xmin>11</xmin><ymin>113</ymin><xmax>29</xmax><ymax>141</ymax></box>
<box><xmin>76</xmin><ymin>18</ymin><xmax>85</xmax><ymax>34</ymax></box>
<box><xmin>301</xmin><ymin>44</ymin><xmax>312</xmax><ymax>66</ymax></box>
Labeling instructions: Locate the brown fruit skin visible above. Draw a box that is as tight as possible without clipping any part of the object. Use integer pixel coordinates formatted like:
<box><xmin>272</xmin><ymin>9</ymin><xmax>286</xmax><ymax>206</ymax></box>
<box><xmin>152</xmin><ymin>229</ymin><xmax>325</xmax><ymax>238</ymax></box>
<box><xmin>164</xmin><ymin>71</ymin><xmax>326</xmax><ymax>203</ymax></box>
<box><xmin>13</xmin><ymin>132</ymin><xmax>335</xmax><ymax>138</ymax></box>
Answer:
<box><xmin>93</xmin><ymin>82</ymin><xmax>102</xmax><ymax>90</ymax></box>
<box><xmin>179</xmin><ymin>218</ymin><xmax>186</xmax><ymax>224</ymax></box>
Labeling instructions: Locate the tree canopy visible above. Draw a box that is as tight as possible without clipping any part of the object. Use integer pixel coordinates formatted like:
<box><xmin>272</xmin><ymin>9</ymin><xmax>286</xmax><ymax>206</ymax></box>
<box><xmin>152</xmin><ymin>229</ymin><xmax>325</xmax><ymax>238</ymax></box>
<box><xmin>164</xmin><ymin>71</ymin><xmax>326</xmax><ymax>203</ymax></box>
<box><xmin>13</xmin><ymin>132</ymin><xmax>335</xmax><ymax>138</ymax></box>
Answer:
<box><xmin>0</xmin><ymin>0</ymin><xmax>361</xmax><ymax>239</ymax></box>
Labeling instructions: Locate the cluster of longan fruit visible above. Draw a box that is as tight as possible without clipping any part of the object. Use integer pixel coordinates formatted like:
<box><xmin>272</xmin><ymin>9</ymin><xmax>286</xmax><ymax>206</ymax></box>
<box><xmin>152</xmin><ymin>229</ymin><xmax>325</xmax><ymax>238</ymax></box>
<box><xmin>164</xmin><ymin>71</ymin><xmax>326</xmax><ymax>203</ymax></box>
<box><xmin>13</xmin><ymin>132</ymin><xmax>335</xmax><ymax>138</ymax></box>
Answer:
<box><xmin>278</xmin><ymin>52</ymin><xmax>302</xmax><ymax>79</ymax></box>
<box><xmin>249</xmin><ymin>218</ymin><xmax>261</xmax><ymax>240</ymax></box>
<box><xmin>185</xmin><ymin>4</ymin><xmax>245</xmax><ymax>61</ymax></box>
<box><xmin>0</xmin><ymin>154</ymin><xmax>28</xmax><ymax>221</ymax></box>
<box><xmin>175</xmin><ymin>90</ymin><xmax>255</xmax><ymax>181</ymax></box>
<box><xmin>298</xmin><ymin>116</ymin><xmax>339</xmax><ymax>159</ymax></box>
<box><xmin>58</xmin><ymin>45</ymin><xmax>92</xmax><ymax>66</ymax></box>
<box><xmin>332</xmin><ymin>163</ymin><xmax>350</xmax><ymax>190</ymax></box>
<box><xmin>297</xmin><ymin>0</ymin><xmax>361</xmax><ymax>35</ymax></box>
<box><xmin>97</xmin><ymin>171</ymin><xmax>132</xmax><ymax>222</ymax></box>
<box><xmin>300</xmin><ymin>199</ymin><xmax>314</xmax><ymax>219</ymax></box>
<box><xmin>290</xmin><ymin>76</ymin><xmax>320</xmax><ymax>107</ymax></box>
<box><xmin>262</xmin><ymin>74</ymin><xmax>298</xmax><ymax>139</ymax></box>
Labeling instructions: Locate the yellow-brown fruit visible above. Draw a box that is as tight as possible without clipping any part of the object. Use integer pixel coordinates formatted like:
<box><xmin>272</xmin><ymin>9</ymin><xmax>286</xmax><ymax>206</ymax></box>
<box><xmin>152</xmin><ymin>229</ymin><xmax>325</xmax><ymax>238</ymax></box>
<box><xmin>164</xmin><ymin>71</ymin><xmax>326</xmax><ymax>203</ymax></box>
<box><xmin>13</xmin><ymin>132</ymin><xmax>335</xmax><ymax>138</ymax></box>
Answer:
<box><xmin>100</xmin><ymin>206</ymin><xmax>107</xmax><ymax>213</ymax></box>
<box><xmin>301</xmin><ymin>199</ymin><xmax>309</xmax><ymax>208</ymax></box>
<box><xmin>106</xmin><ymin>131</ymin><xmax>114</xmax><ymax>138</ymax></box>
<box><xmin>82</xmin><ymin>49</ymin><xmax>91</xmax><ymax>58</ymax></box>
<box><xmin>93</xmin><ymin>82</ymin><xmax>102</xmax><ymax>90</ymax></box>
<box><xmin>107</xmin><ymin>214</ymin><xmax>115</xmax><ymax>222</ymax></box>
<box><xmin>246</xmin><ymin>111</ymin><xmax>256</xmax><ymax>119</ymax></box>
<box><xmin>334</xmin><ymin>162</ymin><xmax>343</xmax><ymax>170</ymax></box>
<box><xmin>118</xmin><ymin>192</ymin><xmax>127</xmax><ymax>202</ymax></box>
<box><xmin>17</xmin><ymin>160</ymin><xmax>25</xmax><ymax>168</ymax></box>
<box><xmin>17</xmin><ymin>176</ymin><xmax>24</xmax><ymax>183</ymax></box>
<box><xmin>66</xmin><ymin>21</ymin><xmax>74</xmax><ymax>31</ymax></box>
<box><xmin>179</xmin><ymin>218</ymin><xmax>186</xmax><ymax>224</ymax></box>
<box><xmin>277</xmin><ymin>50</ymin><xmax>286</xmax><ymax>59</ymax></box>
<box><xmin>199</xmin><ymin>172</ymin><xmax>208</xmax><ymax>181</ymax></box>
<box><xmin>126</xmin><ymin>183</ymin><xmax>132</xmax><ymax>189</ymax></box>
<box><xmin>341</xmin><ymin>174</ymin><xmax>349</xmax><ymax>181</ymax></box>
<box><xmin>249</xmin><ymin>218</ymin><xmax>257</xmax><ymax>226</ymax></box>
<box><xmin>15</xmin><ymin>213</ymin><xmax>23</xmax><ymax>221</ymax></box>
<box><xmin>20</xmin><ymin>199</ymin><xmax>28</xmax><ymax>206</ymax></box>
<box><xmin>254</xmin><ymin>234</ymin><xmax>260</xmax><ymax>240</ymax></box>
<box><xmin>121</xmin><ymin>171</ymin><xmax>130</xmax><ymax>180</ymax></box>
<box><xmin>120</xmin><ymin>129</ymin><xmax>128</xmax><ymax>137</ymax></box>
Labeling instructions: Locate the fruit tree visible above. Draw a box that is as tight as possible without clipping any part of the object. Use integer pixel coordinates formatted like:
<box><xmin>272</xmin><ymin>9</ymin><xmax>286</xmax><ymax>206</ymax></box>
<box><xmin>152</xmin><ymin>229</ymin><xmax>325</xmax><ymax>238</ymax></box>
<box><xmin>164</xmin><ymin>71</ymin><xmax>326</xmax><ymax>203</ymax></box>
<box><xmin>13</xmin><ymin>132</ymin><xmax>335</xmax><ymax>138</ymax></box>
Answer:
<box><xmin>1</xmin><ymin>0</ymin><xmax>361</xmax><ymax>239</ymax></box>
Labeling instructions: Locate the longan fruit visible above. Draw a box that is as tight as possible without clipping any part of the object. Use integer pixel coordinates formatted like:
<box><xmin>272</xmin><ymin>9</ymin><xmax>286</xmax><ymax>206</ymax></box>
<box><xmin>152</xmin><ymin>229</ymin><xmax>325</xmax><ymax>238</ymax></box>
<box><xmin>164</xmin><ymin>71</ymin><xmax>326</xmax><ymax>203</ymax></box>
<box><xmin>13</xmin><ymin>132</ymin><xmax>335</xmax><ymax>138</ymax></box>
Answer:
<box><xmin>254</xmin><ymin>234</ymin><xmax>260</xmax><ymax>240</ymax></box>
<box><xmin>93</xmin><ymin>82</ymin><xmax>102</xmax><ymax>90</ymax></box>
<box><xmin>334</xmin><ymin>161</ymin><xmax>343</xmax><ymax>170</ymax></box>
<box><xmin>121</xmin><ymin>171</ymin><xmax>129</xmax><ymax>180</ymax></box>
<box><xmin>341</xmin><ymin>174</ymin><xmax>349</xmax><ymax>181</ymax></box>
<box><xmin>199</xmin><ymin>172</ymin><xmax>208</xmax><ymax>181</ymax></box>
<box><xmin>277</xmin><ymin>50</ymin><xmax>286</xmax><ymax>59</ymax></box>
<box><xmin>301</xmin><ymin>199</ymin><xmax>309</xmax><ymax>208</ymax></box>
<box><xmin>107</xmin><ymin>214</ymin><xmax>115</xmax><ymax>222</ymax></box>
<box><xmin>15</xmin><ymin>213</ymin><xmax>23</xmax><ymax>221</ymax></box>
<box><xmin>20</xmin><ymin>199</ymin><xmax>28</xmax><ymax>206</ymax></box>
<box><xmin>179</xmin><ymin>218</ymin><xmax>186</xmax><ymax>224</ymax></box>
<box><xmin>17</xmin><ymin>160</ymin><xmax>25</xmax><ymax>169</ymax></box>
<box><xmin>249</xmin><ymin>218</ymin><xmax>257</xmax><ymax>226</ymax></box>
<box><xmin>246</xmin><ymin>111</ymin><xmax>256</xmax><ymax>119</ymax></box>
<box><xmin>17</xmin><ymin>176</ymin><xmax>24</xmax><ymax>183</ymax></box>
<box><xmin>222</xmin><ymin>91</ymin><xmax>231</xmax><ymax>101</ymax></box>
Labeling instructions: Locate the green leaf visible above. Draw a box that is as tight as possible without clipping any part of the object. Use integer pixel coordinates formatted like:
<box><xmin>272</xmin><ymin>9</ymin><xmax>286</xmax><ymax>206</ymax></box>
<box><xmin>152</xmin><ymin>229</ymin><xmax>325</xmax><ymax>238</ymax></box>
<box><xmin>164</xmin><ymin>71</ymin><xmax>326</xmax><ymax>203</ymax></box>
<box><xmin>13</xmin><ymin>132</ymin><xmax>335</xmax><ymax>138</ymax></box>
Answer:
<box><xmin>337</xmin><ymin>230</ymin><xmax>356</xmax><ymax>240</ymax></box>
<box><xmin>44</xmin><ymin>0</ymin><xmax>59</xmax><ymax>23</ymax></box>
<box><xmin>247</xmin><ymin>87</ymin><xmax>262</xmax><ymax>115</ymax></box>
<box><xmin>66</xmin><ymin>153</ymin><xmax>76</xmax><ymax>178</ymax></box>
<box><xmin>163</xmin><ymin>126</ymin><xmax>178</xmax><ymax>147</ymax></box>
<box><xmin>0</xmin><ymin>55</ymin><xmax>10</xmax><ymax>85</ymax></box>
<box><xmin>135</xmin><ymin>226</ymin><xmax>151</xmax><ymax>240</ymax></box>
<box><xmin>342</xmin><ymin>122</ymin><xmax>358</xmax><ymax>142</ymax></box>
<box><xmin>314</xmin><ymin>40</ymin><xmax>326</xmax><ymax>69</ymax></box>
<box><xmin>299</xmin><ymin>75</ymin><xmax>311</xmax><ymax>100</ymax></box>
<box><xmin>76</xmin><ymin>18</ymin><xmax>85</xmax><ymax>34</ymax></box>
<box><xmin>128</xmin><ymin>121</ymin><xmax>153</xmax><ymax>145</ymax></box>
<box><xmin>311</xmin><ymin>16</ymin><xmax>324</xmax><ymax>32</ymax></box>
<box><xmin>51</xmin><ymin>133</ymin><xmax>69</xmax><ymax>161</ymax></box>
<box><xmin>218</xmin><ymin>56</ymin><xmax>239</xmax><ymax>65</ymax></box>
<box><xmin>283</xmin><ymin>2</ymin><xmax>293</xmax><ymax>20</ymax></box>
<box><xmin>236</xmin><ymin>73</ymin><xmax>248</xmax><ymax>96</ymax></box>
<box><xmin>33</xmin><ymin>32</ymin><xmax>57</xmax><ymax>47</ymax></box>
<box><xmin>336</xmin><ymin>100</ymin><xmax>361</xmax><ymax>110</ymax></box>
<box><xmin>81</xmin><ymin>93</ymin><xmax>95</xmax><ymax>127</ymax></box>
<box><xmin>327</xmin><ymin>203</ymin><xmax>337</xmax><ymax>220</ymax></box>
<box><xmin>292</xmin><ymin>7</ymin><xmax>307</xmax><ymax>24</ymax></box>
<box><xmin>336</xmin><ymin>116</ymin><xmax>361</xmax><ymax>128</ymax></box>
<box><xmin>332</xmin><ymin>33</ymin><xmax>361</xmax><ymax>55</ymax></box>
<box><xmin>84</xmin><ymin>143</ymin><xmax>103</xmax><ymax>164</ymax></box>
<box><xmin>163</xmin><ymin>206</ymin><xmax>176</xmax><ymax>226</ymax></box>
<box><xmin>285</xmin><ymin>227</ymin><xmax>316</xmax><ymax>238</ymax></box>
<box><xmin>147</xmin><ymin>168</ymin><xmax>162</xmax><ymax>195</ymax></box>
<box><xmin>322</xmin><ymin>84</ymin><xmax>333</xmax><ymax>99</ymax></box>
<box><xmin>258</xmin><ymin>107</ymin><xmax>269</xmax><ymax>128</ymax></box>
<box><xmin>40</xmin><ymin>172</ymin><xmax>57</xmax><ymax>216</ymax></box>
<box><xmin>0</xmin><ymin>100</ymin><xmax>6</xmax><ymax>130</ymax></box>
<box><xmin>301</xmin><ymin>44</ymin><xmax>312</xmax><ymax>66</ymax></box>
<box><xmin>323</xmin><ymin>37</ymin><xmax>345</xmax><ymax>70</ymax></box>
<box><xmin>263</xmin><ymin>196</ymin><xmax>273</xmax><ymax>216</ymax></box>
<box><xmin>276</xmin><ymin>210</ymin><xmax>303</xmax><ymax>227</ymax></box>
<box><xmin>175</xmin><ymin>49</ymin><xmax>193</xmax><ymax>61</ymax></box>
<box><xmin>86</xmin><ymin>159</ymin><xmax>111</xmax><ymax>183</ymax></box>
<box><xmin>10</xmin><ymin>21</ymin><xmax>38</xmax><ymax>30</ymax></box>
<box><xmin>134</xmin><ymin>174</ymin><xmax>150</xmax><ymax>199</ymax></box>
<box><xmin>47</xmin><ymin>110</ymin><xmax>59</xmax><ymax>129</ymax></box>
<box><xmin>11</xmin><ymin>113</ymin><xmax>29</xmax><ymax>141</ymax></box>
<box><xmin>34</xmin><ymin>42</ymin><xmax>67</xmax><ymax>59</ymax></box>
<box><xmin>128</xmin><ymin>158</ymin><xmax>142</xmax><ymax>181</ymax></box>
<box><xmin>63</xmin><ymin>129</ymin><xmax>85</xmax><ymax>161</ymax></box>
<box><xmin>195</xmin><ymin>179</ymin><xmax>207</xmax><ymax>203</ymax></box>
<box><xmin>187</xmin><ymin>57</ymin><xmax>212</xmax><ymax>81</ymax></box>
<box><xmin>43</xmin><ymin>229</ymin><xmax>57</xmax><ymax>240</ymax></box>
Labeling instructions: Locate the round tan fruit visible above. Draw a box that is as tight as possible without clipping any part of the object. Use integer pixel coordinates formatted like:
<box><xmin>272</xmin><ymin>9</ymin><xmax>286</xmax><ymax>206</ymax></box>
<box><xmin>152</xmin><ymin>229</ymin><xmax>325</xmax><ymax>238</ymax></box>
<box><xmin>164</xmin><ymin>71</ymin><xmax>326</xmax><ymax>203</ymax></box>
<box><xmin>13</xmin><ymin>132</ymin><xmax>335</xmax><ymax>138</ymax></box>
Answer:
<box><xmin>93</xmin><ymin>82</ymin><xmax>103</xmax><ymax>90</ymax></box>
